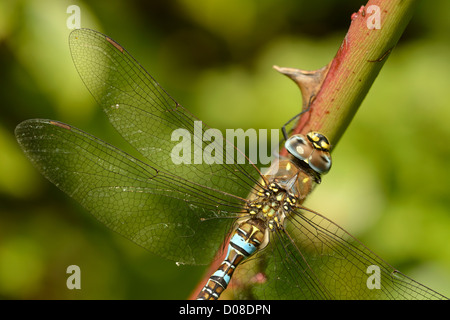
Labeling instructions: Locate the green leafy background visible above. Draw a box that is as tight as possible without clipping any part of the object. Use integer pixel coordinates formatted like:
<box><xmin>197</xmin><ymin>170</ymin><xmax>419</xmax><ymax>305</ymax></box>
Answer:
<box><xmin>0</xmin><ymin>0</ymin><xmax>449</xmax><ymax>299</ymax></box>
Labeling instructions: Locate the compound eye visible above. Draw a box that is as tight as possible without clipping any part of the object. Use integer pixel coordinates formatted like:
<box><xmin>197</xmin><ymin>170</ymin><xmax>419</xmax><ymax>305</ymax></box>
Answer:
<box><xmin>308</xmin><ymin>150</ymin><xmax>332</xmax><ymax>174</ymax></box>
<box><xmin>285</xmin><ymin>134</ymin><xmax>313</xmax><ymax>161</ymax></box>
<box><xmin>307</xmin><ymin>131</ymin><xmax>331</xmax><ymax>152</ymax></box>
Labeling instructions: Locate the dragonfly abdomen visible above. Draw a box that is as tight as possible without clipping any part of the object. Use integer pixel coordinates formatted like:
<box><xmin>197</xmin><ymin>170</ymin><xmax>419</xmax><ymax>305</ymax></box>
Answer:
<box><xmin>196</xmin><ymin>219</ymin><xmax>266</xmax><ymax>300</ymax></box>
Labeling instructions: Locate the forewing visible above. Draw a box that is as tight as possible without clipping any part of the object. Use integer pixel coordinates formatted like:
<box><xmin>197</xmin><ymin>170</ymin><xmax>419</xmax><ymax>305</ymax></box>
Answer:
<box><xmin>69</xmin><ymin>28</ymin><xmax>262</xmax><ymax>200</ymax></box>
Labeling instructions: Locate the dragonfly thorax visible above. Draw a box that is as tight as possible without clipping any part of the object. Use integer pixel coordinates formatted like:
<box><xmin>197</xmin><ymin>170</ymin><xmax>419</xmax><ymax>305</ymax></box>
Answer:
<box><xmin>239</xmin><ymin>156</ymin><xmax>321</xmax><ymax>251</ymax></box>
<box><xmin>247</xmin><ymin>182</ymin><xmax>295</xmax><ymax>232</ymax></box>
<box><xmin>262</xmin><ymin>159</ymin><xmax>316</xmax><ymax>203</ymax></box>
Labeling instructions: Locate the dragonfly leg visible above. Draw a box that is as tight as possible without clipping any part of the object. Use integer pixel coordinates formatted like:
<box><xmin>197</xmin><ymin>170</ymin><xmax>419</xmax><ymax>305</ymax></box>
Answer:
<box><xmin>281</xmin><ymin>94</ymin><xmax>316</xmax><ymax>141</ymax></box>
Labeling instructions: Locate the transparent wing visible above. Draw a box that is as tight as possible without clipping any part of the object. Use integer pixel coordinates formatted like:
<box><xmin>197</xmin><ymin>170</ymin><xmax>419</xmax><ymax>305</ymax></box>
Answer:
<box><xmin>230</xmin><ymin>207</ymin><xmax>447</xmax><ymax>300</ymax></box>
<box><xmin>15</xmin><ymin>119</ymin><xmax>247</xmax><ymax>265</ymax></box>
<box><xmin>69</xmin><ymin>28</ymin><xmax>262</xmax><ymax>199</ymax></box>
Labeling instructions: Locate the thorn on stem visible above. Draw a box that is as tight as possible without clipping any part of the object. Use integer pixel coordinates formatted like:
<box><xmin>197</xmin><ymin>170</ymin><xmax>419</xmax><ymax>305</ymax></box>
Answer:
<box><xmin>273</xmin><ymin>64</ymin><xmax>331</xmax><ymax>110</ymax></box>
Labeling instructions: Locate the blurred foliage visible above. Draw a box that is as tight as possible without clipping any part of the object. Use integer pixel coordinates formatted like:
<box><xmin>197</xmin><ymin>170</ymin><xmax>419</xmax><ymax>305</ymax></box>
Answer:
<box><xmin>0</xmin><ymin>0</ymin><xmax>449</xmax><ymax>299</ymax></box>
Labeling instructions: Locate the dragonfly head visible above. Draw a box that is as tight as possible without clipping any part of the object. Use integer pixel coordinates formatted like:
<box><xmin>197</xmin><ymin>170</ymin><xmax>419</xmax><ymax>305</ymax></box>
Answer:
<box><xmin>284</xmin><ymin>131</ymin><xmax>332</xmax><ymax>175</ymax></box>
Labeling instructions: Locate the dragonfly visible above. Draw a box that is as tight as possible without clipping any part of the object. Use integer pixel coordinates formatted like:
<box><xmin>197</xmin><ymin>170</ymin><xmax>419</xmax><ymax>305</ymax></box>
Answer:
<box><xmin>15</xmin><ymin>28</ymin><xmax>446</xmax><ymax>300</ymax></box>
